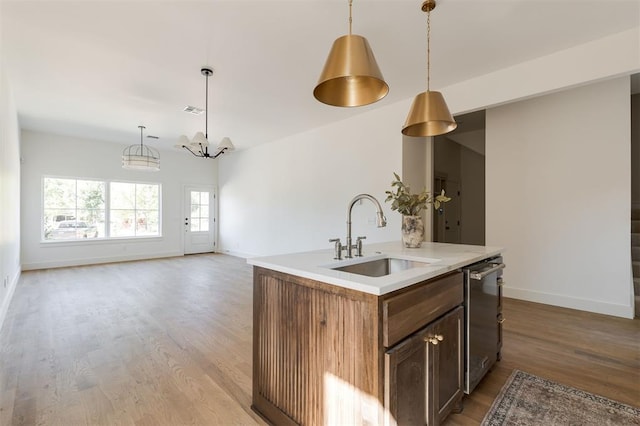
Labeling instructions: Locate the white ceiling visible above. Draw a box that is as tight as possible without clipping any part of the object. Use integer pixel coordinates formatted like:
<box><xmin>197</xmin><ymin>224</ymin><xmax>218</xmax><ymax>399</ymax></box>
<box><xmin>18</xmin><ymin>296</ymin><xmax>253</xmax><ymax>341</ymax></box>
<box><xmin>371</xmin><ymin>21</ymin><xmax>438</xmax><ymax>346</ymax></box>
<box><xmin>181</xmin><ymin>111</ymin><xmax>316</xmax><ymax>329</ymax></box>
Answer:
<box><xmin>2</xmin><ymin>0</ymin><xmax>639</xmax><ymax>152</ymax></box>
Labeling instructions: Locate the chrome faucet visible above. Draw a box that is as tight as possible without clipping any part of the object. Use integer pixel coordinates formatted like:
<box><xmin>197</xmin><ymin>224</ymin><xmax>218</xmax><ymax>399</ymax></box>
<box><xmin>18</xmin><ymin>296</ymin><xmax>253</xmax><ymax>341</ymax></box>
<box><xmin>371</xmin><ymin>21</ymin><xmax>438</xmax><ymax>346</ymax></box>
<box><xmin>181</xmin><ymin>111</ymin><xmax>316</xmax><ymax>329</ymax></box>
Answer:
<box><xmin>346</xmin><ymin>194</ymin><xmax>387</xmax><ymax>258</ymax></box>
<box><xmin>329</xmin><ymin>194</ymin><xmax>387</xmax><ymax>259</ymax></box>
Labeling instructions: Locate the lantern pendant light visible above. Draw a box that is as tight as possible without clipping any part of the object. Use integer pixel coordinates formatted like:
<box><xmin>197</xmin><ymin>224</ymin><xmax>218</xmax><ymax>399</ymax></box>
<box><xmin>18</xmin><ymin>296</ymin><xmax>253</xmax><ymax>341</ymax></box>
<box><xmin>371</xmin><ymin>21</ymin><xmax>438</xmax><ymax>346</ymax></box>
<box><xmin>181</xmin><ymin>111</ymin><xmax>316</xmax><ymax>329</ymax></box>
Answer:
<box><xmin>402</xmin><ymin>0</ymin><xmax>457</xmax><ymax>137</ymax></box>
<box><xmin>313</xmin><ymin>0</ymin><xmax>389</xmax><ymax>107</ymax></box>
<box><xmin>122</xmin><ymin>125</ymin><xmax>160</xmax><ymax>171</ymax></box>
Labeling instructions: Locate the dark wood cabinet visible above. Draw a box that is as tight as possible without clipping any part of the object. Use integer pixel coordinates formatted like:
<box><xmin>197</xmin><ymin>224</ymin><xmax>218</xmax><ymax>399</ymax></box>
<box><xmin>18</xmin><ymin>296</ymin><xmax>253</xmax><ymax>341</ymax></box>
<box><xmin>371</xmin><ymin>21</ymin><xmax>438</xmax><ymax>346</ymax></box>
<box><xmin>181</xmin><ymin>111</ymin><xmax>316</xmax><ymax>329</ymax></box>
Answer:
<box><xmin>252</xmin><ymin>267</ymin><xmax>464</xmax><ymax>426</ymax></box>
<box><xmin>385</xmin><ymin>306</ymin><xmax>464</xmax><ymax>426</ymax></box>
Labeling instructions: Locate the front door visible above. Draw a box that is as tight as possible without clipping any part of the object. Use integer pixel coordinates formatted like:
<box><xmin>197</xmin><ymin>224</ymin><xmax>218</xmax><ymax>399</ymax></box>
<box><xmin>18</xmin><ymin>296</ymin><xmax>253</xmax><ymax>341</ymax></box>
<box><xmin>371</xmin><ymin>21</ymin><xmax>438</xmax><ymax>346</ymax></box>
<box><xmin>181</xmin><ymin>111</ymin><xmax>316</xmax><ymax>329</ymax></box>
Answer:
<box><xmin>184</xmin><ymin>186</ymin><xmax>216</xmax><ymax>254</ymax></box>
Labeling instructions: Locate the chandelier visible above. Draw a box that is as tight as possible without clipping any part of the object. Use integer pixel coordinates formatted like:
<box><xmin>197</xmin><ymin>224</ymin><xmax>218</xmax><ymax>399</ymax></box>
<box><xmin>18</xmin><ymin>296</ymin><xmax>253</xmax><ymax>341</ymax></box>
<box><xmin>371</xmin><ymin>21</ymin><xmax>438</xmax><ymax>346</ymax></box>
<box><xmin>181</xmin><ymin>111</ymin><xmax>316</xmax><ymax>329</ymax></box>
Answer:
<box><xmin>178</xmin><ymin>67</ymin><xmax>235</xmax><ymax>158</ymax></box>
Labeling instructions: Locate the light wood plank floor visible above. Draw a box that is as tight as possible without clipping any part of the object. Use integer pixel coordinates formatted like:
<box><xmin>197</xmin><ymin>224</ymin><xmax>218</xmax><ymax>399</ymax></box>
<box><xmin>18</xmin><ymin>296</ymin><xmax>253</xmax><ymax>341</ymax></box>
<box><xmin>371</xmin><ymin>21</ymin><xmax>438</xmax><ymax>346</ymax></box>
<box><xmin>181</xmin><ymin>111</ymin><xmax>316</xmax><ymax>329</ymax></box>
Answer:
<box><xmin>0</xmin><ymin>254</ymin><xmax>638</xmax><ymax>425</ymax></box>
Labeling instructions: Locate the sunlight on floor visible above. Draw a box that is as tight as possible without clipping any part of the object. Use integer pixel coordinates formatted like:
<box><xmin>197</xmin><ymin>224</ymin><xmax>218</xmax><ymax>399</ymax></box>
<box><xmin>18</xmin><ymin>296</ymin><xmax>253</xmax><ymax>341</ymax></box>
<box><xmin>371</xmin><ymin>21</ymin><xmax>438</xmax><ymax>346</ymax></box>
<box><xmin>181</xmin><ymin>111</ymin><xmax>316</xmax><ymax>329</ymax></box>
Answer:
<box><xmin>324</xmin><ymin>372</ymin><xmax>397</xmax><ymax>426</ymax></box>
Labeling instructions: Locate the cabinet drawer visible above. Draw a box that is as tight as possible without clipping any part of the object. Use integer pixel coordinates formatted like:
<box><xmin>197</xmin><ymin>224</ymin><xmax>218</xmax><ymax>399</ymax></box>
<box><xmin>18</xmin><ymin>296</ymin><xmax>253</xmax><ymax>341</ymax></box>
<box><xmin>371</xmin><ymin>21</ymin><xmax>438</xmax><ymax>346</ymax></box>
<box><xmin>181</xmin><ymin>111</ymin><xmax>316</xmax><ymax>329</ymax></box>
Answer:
<box><xmin>383</xmin><ymin>271</ymin><xmax>463</xmax><ymax>347</ymax></box>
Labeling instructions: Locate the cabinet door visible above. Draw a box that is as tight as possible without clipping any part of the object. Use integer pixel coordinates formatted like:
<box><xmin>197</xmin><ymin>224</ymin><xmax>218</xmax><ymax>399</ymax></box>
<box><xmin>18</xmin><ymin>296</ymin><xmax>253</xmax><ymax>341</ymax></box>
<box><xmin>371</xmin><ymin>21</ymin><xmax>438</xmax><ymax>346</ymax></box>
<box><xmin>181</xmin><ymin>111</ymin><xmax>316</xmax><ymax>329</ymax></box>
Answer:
<box><xmin>432</xmin><ymin>306</ymin><xmax>464</xmax><ymax>422</ymax></box>
<box><xmin>384</xmin><ymin>324</ymin><xmax>431</xmax><ymax>426</ymax></box>
<box><xmin>384</xmin><ymin>307</ymin><xmax>464</xmax><ymax>426</ymax></box>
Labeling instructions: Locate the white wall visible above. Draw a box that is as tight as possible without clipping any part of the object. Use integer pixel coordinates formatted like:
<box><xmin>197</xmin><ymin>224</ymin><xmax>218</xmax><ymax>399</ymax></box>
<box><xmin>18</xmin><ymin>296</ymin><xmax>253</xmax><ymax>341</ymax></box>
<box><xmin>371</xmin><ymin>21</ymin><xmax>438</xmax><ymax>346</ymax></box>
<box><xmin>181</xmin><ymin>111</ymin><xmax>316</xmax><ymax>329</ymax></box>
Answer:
<box><xmin>21</xmin><ymin>130</ymin><xmax>217</xmax><ymax>270</ymax></box>
<box><xmin>218</xmin><ymin>27</ymin><xmax>638</xmax><ymax>319</ymax></box>
<box><xmin>486</xmin><ymin>77</ymin><xmax>633</xmax><ymax>318</ymax></box>
<box><xmin>0</xmin><ymin>56</ymin><xmax>22</xmax><ymax>330</ymax></box>
<box><xmin>218</xmin><ymin>102</ymin><xmax>405</xmax><ymax>257</ymax></box>
<box><xmin>444</xmin><ymin>28</ymin><xmax>640</xmax><ymax>116</ymax></box>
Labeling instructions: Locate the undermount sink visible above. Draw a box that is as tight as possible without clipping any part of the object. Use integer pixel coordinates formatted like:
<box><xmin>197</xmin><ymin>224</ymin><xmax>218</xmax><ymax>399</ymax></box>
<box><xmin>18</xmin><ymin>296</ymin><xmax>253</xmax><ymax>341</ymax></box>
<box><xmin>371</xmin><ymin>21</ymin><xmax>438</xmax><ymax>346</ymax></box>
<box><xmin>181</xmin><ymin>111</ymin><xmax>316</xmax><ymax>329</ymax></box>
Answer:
<box><xmin>330</xmin><ymin>257</ymin><xmax>433</xmax><ymax>277</ymax></box>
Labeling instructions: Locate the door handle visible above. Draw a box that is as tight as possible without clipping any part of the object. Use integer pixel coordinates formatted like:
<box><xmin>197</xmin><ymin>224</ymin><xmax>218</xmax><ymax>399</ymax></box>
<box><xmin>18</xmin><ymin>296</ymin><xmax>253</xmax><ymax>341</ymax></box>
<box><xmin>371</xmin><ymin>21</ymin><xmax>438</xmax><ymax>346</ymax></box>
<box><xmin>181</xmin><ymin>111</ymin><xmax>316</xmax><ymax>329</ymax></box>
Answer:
<box><xmin>470</xmin><ymin>263</ymin><xmax>505</xmax><ymax>280</ymax></box>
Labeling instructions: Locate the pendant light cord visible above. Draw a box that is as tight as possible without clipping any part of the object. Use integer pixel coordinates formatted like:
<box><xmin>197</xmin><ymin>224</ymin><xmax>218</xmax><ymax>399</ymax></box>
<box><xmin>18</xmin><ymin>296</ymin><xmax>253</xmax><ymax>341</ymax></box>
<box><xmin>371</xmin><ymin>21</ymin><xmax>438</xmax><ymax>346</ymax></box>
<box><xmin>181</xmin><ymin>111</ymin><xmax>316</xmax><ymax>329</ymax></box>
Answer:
<box><xmin>348</xmin><ymin>0</ymin><xmax>353</xmax><ymax>35</ymax></box>
<box><xmin>426</xmin><ymin>6</ymin><xmax>431</xmax><ymax>92</ymax></box>
<box><xmin>205</xmin><ymin>72</ymin><xmax>209</xmax><ymax>139</ymax></box>
<box><xmin>139</xmin><ymin>125</ymin><xmax>144</xmax><ymax>148</ymax></box>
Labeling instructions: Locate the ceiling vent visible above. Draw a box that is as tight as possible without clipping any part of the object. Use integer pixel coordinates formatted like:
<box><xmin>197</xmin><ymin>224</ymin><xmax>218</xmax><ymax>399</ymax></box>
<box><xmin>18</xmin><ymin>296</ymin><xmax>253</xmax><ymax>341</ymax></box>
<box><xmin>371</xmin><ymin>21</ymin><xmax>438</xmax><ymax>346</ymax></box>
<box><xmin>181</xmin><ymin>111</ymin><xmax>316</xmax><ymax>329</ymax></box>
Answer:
<box><xmin>183</xmin><ymin>105</ymin><xmax>204</xmax><ymax>115</ymax></box>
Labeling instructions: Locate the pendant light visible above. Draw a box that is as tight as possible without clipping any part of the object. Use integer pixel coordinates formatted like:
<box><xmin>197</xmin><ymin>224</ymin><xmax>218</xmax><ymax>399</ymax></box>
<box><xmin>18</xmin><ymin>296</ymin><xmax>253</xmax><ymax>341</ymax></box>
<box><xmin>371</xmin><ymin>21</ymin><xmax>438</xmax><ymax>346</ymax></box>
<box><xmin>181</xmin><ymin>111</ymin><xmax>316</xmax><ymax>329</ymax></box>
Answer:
<box><xmin>402</xmin><ymin>0</ymin><xmax>457</xmax><ymax>137</ymax></box>
<box><xmin>313</xmin><ymin>0</ymin><xmax>388</xmax><ymax>107</ymax></box>
<box><xmin>122</xmin><ymin>125</ymin><xmax>160</xmax><ymax>171</ymax></box>
<box><xmin>178</xmin><ymin>67</ymin><xmax>235</xmax><ymax>159</ymax></box>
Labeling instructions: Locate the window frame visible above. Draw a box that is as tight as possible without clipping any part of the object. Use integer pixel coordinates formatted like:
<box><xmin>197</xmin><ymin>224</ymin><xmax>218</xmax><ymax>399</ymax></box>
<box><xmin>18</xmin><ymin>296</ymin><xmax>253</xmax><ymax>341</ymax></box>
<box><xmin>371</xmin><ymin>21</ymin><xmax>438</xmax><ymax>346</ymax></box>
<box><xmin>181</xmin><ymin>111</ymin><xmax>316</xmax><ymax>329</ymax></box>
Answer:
<box><xmin>41</xmin><ymin>175</ymin><xmax>162</xmax><ymax>243</ymax></box>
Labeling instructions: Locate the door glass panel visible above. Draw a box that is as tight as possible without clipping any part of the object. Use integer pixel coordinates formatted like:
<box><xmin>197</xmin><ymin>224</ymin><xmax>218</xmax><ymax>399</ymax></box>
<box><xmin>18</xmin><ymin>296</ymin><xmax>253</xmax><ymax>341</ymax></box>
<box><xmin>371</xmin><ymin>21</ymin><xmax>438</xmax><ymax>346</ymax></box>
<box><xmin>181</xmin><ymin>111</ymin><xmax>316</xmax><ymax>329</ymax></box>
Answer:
<box><xmin>189</xmin><ymin>191</ymin><xmax>210</xmax><ymax>233</ymax></box>
<box><xmin>191</xmin><ymin>192</ymin><xmax>200</xmax><ymax>205</ymax></box>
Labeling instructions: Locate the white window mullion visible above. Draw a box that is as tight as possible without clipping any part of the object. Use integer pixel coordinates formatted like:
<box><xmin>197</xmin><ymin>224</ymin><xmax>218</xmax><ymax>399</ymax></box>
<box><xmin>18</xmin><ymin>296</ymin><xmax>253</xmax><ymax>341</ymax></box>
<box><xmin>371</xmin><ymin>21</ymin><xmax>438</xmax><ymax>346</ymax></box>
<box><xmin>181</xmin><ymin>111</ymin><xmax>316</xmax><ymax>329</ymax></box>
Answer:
<box><xmin>105</xmin><ymin>181</ymin><xmax>111</xmax><ymax>238</ymax></box>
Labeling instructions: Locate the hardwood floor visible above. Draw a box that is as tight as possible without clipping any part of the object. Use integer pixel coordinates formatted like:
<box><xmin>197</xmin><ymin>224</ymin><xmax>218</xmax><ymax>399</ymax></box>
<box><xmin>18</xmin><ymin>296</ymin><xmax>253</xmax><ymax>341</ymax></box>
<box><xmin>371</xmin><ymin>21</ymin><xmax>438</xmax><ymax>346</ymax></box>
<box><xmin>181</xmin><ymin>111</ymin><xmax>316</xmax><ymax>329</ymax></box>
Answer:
<box><xmin>0</xmin><ymin>254</ymin><xmax>638</xmax><ymax>425</ymax></box>
<box><xmin>445</xmin><ymin>298</ymin><xmax>640</xmax><ymax>425</ymax></box>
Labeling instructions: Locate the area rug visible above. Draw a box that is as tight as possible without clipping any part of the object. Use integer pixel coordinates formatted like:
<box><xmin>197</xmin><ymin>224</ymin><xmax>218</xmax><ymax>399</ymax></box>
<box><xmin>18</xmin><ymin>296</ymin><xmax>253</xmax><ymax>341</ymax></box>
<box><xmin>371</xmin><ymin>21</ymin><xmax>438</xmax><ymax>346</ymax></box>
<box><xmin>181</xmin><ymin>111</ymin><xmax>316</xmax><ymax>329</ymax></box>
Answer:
<box><xmin>481</xmin><ymin>370</ymin><xmax>640</xmax><ymax>425</ymax></box>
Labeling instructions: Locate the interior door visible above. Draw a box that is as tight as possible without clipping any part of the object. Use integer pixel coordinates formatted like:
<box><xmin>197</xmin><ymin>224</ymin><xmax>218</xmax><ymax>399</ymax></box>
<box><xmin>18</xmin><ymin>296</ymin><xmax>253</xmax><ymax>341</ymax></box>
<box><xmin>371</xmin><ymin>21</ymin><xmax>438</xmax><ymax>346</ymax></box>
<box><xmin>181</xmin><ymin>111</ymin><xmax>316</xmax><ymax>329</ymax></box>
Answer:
<box><xmin>184</xmin><ymin>186</ymin><xmax>216</xmax><ymax>254</ymax></box>
<box><xmin>433</xmin><ymin>178</ymin><xmax>461</xmax><ymax>244</ymax></box>
<box><xmin>443</xmin><ymin>181</ymin><xmax>461</xmax><ymax>244</ymax></box>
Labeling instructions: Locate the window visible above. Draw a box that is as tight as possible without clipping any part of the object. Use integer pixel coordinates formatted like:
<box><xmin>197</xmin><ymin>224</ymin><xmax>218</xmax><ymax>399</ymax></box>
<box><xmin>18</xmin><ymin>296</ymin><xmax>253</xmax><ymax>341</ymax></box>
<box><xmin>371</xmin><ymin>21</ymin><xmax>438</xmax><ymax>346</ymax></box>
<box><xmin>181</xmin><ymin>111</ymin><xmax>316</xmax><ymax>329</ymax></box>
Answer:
<box><xmin>110</xmin><ymin>182</ymin><xmax>160</xmax><ymax>237</ymax></box>
<box><xmin>43</xmin><ymin>177</ymin><xmax>161</xmax><ymax>241</ymax></box>
<box><xmin>43</xmin><ymin>178</ymin><xmax>105</xmax><ymax>240</ymax></box>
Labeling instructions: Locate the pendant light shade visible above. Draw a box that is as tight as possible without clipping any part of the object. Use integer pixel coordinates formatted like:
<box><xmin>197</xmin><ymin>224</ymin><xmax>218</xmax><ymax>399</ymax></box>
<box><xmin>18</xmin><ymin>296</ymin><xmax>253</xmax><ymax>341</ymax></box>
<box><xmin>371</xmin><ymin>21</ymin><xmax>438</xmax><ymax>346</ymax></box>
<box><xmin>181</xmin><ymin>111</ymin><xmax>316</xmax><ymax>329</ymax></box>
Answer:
<box><xmin>313</xmin><ymin>0</ymin><xmax>388</xmax><ymax>107</ymax></box>
<box><xmin>402</xmin><ymin>0</ymin><xmax>456</xmax><ymax>137</ymax></box>
<box><xmin>191</xmin><ymin>131</ymin><xmax>208</xmax><ymax>146</ymax></box>
<box><xmin>217</xmin><ymin>137</ymin><xmax>235</xmax><ymax>152</ymax></box>
<box><xmin>314</xmin><ymin>34</ymin><xmax>388</xmax><ymax>107</ymax></box>
<box><xmin>402</xmin><ymin>90</ymin><xmax>456</xmax><ymax>137</ymax></box>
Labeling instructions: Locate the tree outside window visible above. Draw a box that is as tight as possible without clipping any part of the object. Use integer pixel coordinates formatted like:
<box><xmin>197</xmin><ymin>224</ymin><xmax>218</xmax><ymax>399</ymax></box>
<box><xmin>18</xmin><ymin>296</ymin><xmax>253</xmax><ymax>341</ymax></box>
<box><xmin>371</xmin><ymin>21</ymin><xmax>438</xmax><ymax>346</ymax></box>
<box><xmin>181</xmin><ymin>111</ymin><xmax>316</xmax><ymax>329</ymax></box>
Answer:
<box><xmin>43</xmin><ymin>178</ymin><xmax>105</xmax><ymax>240</ymax></box>
<box><xmin>110</xmin><ymin>182</ymin><xmax>160</xmax><ymax>237</ymax></box>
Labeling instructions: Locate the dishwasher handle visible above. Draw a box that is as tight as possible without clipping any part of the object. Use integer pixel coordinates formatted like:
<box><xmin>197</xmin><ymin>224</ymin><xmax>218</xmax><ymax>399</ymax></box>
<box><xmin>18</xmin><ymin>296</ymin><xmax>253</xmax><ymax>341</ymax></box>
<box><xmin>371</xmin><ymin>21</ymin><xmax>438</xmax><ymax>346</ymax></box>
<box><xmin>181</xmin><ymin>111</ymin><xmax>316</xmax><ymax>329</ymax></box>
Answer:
<box><xmin>470</xmin><ymin>263</ymin><xmax>505</xmax><ymax>280</ymax></box>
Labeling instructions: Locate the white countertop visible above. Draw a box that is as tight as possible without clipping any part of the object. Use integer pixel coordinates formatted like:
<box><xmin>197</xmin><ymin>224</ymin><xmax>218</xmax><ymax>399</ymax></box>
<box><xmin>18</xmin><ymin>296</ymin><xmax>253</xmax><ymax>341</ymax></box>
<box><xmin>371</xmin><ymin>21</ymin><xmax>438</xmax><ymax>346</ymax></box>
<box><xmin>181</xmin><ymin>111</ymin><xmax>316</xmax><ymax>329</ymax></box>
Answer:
<box><xmin>247</xmin><ymin>241</ymin><xmax>503</xmax><ymax>295</ymax></box>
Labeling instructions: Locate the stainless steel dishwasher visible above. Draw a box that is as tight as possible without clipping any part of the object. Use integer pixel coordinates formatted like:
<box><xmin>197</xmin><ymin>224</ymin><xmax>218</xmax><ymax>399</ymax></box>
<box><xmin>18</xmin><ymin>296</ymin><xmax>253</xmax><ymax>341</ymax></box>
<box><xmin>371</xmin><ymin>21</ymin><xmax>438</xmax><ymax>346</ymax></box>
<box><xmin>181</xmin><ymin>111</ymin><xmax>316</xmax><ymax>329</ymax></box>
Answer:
<box><xmin>463</xmin><ymin>256</ymin><xmax>505</xmax><ymax>394</ymax></box>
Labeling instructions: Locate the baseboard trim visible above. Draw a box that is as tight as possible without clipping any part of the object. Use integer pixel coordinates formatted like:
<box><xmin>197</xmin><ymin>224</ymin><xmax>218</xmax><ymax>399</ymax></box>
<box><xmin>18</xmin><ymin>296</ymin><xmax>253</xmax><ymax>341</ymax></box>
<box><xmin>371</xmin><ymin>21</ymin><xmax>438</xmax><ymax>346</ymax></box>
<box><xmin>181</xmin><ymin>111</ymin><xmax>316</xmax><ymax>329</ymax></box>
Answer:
<box><xmin>0</xmin><ymin>269</ymin><xmax>20</xmax><ymax>333</ymax></box>
<box><xmin>504</xmin><ymin>286</ymin><xmax>634</xmax><ymax>319</ymax></box>
<box><xmin>21</xmin><ymin>251</ymin><xmax>184</xmax><ymax>271</ymax></box>
<box><xmin>219</xmin><ymin>249</ymin><xmax>256</xmax><ymax>259</ymax></box>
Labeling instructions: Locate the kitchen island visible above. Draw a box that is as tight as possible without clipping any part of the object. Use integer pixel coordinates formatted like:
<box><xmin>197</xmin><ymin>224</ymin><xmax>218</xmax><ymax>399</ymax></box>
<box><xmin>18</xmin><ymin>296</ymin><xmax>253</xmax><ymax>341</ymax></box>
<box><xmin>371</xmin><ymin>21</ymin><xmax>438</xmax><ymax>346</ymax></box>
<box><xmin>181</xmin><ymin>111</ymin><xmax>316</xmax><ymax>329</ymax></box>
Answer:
<box><xmin>248</xmin><ymin>241</ymin><xmax>503</xmax><ymax>426</ymax></box>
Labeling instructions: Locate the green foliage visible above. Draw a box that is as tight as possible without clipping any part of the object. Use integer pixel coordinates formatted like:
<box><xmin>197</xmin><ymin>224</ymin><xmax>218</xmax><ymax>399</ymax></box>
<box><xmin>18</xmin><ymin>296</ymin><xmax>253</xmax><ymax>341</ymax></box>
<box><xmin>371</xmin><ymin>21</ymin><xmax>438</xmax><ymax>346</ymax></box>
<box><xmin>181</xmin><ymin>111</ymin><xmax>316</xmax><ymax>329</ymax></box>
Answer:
<box><xmin>384</xmin><ymin>172</ymin><xmax>451</xmax><ymax>216</ymax></box>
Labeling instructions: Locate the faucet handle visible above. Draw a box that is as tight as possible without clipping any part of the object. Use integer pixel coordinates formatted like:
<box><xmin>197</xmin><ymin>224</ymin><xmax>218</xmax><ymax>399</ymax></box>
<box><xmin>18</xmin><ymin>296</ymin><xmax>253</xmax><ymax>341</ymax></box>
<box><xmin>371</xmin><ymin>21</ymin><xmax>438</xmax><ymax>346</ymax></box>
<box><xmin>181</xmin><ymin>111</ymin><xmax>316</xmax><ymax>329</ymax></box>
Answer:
<box><xmin>355</xmin><ymin>236</ymin><xmax>366</xmax><ymax>257</ymax></box>
<box><xmin>329</xmin><ymin>238</ymin><xmax>343</xmax><ymax>260</ymax></box>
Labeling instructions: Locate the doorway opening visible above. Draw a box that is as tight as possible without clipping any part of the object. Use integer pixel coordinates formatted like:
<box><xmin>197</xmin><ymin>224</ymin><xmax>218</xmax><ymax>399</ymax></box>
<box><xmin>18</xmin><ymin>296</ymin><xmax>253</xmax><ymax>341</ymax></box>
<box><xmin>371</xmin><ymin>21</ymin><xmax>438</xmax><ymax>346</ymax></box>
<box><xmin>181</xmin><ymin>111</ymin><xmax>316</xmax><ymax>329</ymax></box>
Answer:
<box><xmin>433</xmin><ymin>110</ymin><xmax>486</xmax><ymax>245</ymax></box>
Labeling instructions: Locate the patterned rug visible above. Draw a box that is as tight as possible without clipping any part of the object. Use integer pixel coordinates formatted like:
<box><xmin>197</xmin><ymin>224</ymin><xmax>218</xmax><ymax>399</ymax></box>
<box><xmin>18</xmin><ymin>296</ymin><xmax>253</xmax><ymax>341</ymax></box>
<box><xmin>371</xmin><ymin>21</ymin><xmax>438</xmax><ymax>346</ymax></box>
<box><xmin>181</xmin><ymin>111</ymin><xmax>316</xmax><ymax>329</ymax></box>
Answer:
<box><xmin>482</xmin><ymin>370</ymin><xmax>640</xmax><ymax>425</ymax></box>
